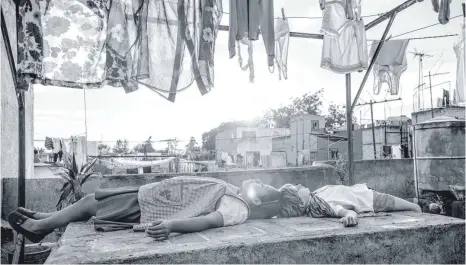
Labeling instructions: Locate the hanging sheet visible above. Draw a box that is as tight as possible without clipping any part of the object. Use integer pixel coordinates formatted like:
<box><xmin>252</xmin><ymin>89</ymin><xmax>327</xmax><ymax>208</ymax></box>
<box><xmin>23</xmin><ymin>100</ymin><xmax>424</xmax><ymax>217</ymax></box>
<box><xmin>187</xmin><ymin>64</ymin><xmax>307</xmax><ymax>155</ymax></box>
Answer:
<box><xmin>17</xmin><ymin>0</ymin><xmax>223</xmax><ymax>102</ymax></box>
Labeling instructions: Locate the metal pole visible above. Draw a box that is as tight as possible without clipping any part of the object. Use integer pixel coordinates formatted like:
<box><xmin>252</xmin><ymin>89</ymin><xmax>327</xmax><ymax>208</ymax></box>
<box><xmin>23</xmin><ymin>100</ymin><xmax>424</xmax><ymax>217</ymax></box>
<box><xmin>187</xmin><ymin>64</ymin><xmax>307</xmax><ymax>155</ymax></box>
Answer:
<box><xmin>364</xmin><ymin>0</ymin><xmax>417</xmax><ymax>31</ymax></box>
<box><xmin>429</xmin><ymin>71</ymin><xmax>434</xmax><ymax>118</ymax></box>
<box><xmin>370</xmin><ymin>101</ymin><xmax>377</xmax><ymax>159</ymax></box>
<box><xmin>351</xmin><ymin>13</ymin><xmax>397</xmax><ymax>112</ymax></box>
<box><xmin>346</xmin><ymin>74</ymin><xmax>354</xmax><ymax>185</ymax></box>
<box><xmin>83</xmin><ymin>85</ymin><xmax>88</xmax><ymax>161</ymax></box>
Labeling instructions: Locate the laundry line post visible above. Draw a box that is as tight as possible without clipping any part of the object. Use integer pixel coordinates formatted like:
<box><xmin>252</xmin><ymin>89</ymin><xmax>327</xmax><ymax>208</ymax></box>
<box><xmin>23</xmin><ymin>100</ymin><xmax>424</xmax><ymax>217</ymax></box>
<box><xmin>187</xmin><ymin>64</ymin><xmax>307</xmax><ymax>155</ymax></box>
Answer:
<box><xmin>345</xmin><ymin>74</ymin><xmax>354</xmax><ymax>185</ymax></box>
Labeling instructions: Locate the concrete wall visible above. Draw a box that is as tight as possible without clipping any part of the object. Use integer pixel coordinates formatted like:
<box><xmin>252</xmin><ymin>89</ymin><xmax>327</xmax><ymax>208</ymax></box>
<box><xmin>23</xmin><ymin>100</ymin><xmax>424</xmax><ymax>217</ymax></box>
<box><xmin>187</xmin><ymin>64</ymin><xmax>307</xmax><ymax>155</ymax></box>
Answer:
<box><xmin>290</xmin><ymin>114</ymin><xmax>325</xmax><ymax>165</ymax></box>
<box><xmin>414</xmin><ymin>118</ymin><xmax>465</xmax><ymax>191</ymax></box>
<box><xmin>271</xmin><ymin>136</ymin><xmax>292</xmax><ymax>165</ymax></box>
<box><xmin>2</xmin><ymin>160</ymin><xmax>417</xmax><ymax>220</ymax></box>
<box><xmin>412</xmin><ymin>106</ymin><xmax>465</xmax><ymax>124</ymax></box>
<box><xmin>1</xmin><ymin>0</ymin><xmax>35</xmax><ymax>182</ymax></box>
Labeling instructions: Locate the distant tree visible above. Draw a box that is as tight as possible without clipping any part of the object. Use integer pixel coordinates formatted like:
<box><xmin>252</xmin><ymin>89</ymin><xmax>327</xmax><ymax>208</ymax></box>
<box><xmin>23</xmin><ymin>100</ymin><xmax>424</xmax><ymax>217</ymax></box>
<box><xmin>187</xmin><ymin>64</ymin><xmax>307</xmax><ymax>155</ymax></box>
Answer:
<box><xmin>325</xmin><ymin>104</ymin><xmax>357</xmax><ymax>130</ymax></box>
<box><xmin>112</xmin><ymin>139</ymin><xmax>130</xmax><ymax>154</ymax></box>
<box><xmin>166</xmin><ymin>139</ymin><xmax>179</xmax><ymax>154</ymax></box>
<box><xmin>133</xmin><ymin>138</ymin><xmax>156</xmax><ymax>154</ymax></box>
<box><xmin>258</xmin><ymin>89</ymin><xmax>324</xmax><ymax>128</ymax></box>
<box><xmin>185</xmin><ymin>137</ymin><xmax>201</xmax><ymax>160</ymax></box>
<box><xmin>98</xmin><ymin>143</ymin><xmax>110</xmax><ymax>155</ymax></box>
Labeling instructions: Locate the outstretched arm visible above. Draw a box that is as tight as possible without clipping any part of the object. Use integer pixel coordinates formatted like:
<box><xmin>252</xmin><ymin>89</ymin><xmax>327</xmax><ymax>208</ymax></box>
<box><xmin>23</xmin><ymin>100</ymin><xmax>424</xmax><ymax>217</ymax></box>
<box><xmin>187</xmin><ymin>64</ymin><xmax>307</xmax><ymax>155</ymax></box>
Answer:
<box><xmin>146</xmin><ymin>211</ymin><xmax>224</xmax><ymax>240</ymax></box>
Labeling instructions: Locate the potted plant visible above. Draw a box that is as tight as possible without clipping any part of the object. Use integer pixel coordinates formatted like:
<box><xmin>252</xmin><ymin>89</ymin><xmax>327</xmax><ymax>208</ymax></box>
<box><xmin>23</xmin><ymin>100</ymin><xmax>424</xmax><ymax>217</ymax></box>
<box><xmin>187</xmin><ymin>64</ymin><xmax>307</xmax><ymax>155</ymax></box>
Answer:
<box><xmin>54</xmin><ymin>154</ymin><xmax>101</xmax><ymax>238</ymax></box>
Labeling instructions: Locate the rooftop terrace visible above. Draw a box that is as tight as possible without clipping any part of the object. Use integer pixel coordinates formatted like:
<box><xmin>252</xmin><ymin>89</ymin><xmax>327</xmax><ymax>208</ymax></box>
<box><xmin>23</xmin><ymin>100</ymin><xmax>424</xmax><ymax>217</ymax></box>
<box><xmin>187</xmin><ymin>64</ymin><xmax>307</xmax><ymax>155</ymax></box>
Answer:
<box><xmin>46</xmin><ymin>212</ymin><xmax>464</xmax><ymax>264</ymax></box>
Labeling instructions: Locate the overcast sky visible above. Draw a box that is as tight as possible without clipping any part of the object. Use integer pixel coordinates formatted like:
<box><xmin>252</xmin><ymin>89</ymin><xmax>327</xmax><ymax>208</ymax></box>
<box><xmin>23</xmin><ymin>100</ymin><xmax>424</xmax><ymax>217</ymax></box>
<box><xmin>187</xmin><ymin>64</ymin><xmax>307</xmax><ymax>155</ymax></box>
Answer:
<box><xmin>33</xmin><ymin>0</ymin><xmax>464</xmax><ymax>148</ymax></box>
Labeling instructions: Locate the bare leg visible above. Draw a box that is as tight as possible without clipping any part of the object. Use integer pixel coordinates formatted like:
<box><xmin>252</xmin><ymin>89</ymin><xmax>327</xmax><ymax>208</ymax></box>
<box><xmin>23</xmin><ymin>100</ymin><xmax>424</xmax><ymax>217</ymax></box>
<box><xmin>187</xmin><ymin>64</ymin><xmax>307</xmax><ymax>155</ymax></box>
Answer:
<box><xmin>32</xmin><ymin>212</ymin><xmax>55</xmax><ymax>219</ymax></box>
<box><xmin>373</xmin><ymin>192</ymin><xmax>422</xmax><ymax>213</ymax></box>
<box><xmin>21</xmin><ymin>194</ymin><xmax>98</xmax><ymax>234</ymax></box>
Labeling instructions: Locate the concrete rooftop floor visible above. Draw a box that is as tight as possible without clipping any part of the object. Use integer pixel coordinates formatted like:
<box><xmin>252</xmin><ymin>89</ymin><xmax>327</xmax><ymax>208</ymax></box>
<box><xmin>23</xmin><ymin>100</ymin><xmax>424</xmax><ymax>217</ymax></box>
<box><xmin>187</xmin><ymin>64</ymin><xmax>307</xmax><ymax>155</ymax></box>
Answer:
<box><xmin>46</xmin><ymin>212</ymin><xmax>465</xmax><ymax>264</ymax></box>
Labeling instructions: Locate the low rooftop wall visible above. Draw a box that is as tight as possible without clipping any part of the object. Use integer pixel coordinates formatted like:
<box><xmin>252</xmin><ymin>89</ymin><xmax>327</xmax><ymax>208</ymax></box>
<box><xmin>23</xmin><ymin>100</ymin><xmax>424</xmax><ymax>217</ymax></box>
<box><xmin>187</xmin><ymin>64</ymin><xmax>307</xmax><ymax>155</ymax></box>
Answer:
<box><xmin>2</xmin><ymin>159</ymin><xmax>416</xmax><ymax>221</ymax></box>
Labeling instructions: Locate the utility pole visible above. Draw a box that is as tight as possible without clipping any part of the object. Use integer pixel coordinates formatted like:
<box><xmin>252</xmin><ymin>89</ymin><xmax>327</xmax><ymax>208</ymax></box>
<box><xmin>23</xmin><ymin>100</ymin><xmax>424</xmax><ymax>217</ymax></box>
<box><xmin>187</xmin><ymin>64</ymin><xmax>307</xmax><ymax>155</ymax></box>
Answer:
<box><xmin>355</xmin><ymin>98</ymin><xmax>402</xmax><ymax>160</ymax></box>
<box><xmin>423</xmin><ymin>71</ymin><xmax>450</xmax><ymax>118</ymax></box>
<box><xmin>411</xmin><ymin>50</ymin><xmax>433</xmax><ymax>111</ymax></box>
<box><xmin>370</xmin><ymin>101</ymin><xmax>377</xmax><ymax>159</ymax></box>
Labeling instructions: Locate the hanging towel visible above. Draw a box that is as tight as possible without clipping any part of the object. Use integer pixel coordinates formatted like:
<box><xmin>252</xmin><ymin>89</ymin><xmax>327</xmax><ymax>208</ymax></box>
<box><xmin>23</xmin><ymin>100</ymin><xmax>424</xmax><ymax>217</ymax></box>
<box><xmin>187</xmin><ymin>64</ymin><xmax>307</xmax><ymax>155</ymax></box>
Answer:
<box><xmin>274</xmin><ymin>17</ymin><xmax>290</xmax><ymax>80</ymax></box>
<box><xmin>228</xmin><ymin>0</ymin><xmax>275</xmax><ymax>82</ymax></box>
<box><xmin>369</xmin><ymin>39</ymin><xmax>410</xmax><ymax>95</ymax></box>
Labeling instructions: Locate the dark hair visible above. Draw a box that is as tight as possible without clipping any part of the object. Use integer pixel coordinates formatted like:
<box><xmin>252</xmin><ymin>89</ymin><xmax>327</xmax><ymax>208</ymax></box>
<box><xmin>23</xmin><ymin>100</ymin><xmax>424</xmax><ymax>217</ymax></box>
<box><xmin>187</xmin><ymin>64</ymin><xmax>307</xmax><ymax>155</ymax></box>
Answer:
<box><xmin>278</xmin><ymin>184</ymin><xmax>306</xmax><ymax>218</ymax></box>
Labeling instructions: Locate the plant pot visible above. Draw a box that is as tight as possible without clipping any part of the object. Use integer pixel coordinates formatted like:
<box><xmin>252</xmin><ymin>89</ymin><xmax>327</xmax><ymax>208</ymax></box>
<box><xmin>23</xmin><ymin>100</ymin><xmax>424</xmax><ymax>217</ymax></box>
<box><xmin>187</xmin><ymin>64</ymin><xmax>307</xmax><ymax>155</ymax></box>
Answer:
<box><xmin>6</xmin><ymin>244</ymin><xmax>51</xmax><ymax>264</ymax></box>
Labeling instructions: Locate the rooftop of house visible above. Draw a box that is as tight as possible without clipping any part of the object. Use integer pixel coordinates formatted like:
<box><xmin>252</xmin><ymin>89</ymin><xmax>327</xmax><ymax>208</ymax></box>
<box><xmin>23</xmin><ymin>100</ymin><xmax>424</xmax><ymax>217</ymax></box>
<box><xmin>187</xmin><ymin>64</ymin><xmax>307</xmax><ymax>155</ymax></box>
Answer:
<box><xmin>45</xmin><ymin>212</ymin><xmax>464</xmax><ymax>264</ymax></box>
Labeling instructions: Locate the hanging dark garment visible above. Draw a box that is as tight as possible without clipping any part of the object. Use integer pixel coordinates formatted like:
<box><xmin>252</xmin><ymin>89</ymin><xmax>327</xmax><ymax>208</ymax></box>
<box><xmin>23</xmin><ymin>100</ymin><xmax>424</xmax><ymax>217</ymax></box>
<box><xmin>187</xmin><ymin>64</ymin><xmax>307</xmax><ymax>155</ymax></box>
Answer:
<box><xmin>17</xmin><ymin>0</ymin><xmax>222</xmax><ymax>102</ymax></box>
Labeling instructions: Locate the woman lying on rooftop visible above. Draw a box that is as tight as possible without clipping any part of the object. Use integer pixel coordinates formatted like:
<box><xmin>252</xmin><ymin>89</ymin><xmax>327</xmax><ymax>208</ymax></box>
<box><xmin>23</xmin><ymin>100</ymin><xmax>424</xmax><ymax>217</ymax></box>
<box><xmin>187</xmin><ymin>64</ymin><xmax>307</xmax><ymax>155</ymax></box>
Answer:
<box><xmin>279</xmin><ymin>183</ymin><xmax>422</xmax><ymax>227</ymax></box>
<box><xmin>8</xmin><ymin>177</ymin><xmax>285</xmax><ymax>243</ymax></box>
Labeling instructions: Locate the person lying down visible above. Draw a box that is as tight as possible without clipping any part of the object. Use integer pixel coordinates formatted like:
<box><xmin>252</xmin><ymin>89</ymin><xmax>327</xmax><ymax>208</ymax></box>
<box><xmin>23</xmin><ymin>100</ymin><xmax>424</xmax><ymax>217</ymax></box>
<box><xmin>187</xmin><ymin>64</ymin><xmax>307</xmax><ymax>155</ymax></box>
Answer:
<box><xmin>279</xmin><ymin>183</ymin><xmax>422</xmax><ymax>227</ymax></box>
<box><xmin>8</xmin><ymin>177</ymin><xmax>285</xmax><ymax>243</ymax></box>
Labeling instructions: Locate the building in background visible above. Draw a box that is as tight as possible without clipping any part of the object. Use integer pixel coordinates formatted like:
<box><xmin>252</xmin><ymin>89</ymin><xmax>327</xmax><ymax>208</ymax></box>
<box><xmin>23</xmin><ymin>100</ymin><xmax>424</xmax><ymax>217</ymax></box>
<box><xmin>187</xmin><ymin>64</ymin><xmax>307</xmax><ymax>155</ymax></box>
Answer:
<box><xmin>360</xmin><ymin>117</ymin><xmax>411</xmax><ymax>160</ymax></box>
<box><xmin>313</xmin><ymin>130</ymin><xmax>363</xmax><ymax>161</ymax></box>
<box><xmin>289</xmin><ymin>114</ymin><xmax>325</xmax><ymax>166</ymax></box>
<box><xmin>215</xmin><ymin>127</ymin><xmax>290</xmax><ymax>168</ymax></box>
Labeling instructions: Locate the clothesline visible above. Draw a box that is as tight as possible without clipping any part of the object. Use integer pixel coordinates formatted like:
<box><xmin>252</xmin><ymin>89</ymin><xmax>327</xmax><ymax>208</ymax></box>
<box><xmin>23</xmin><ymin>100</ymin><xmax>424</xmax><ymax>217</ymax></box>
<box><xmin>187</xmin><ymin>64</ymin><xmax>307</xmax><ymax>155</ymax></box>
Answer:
<box><xmin>219</xmin><ymin>10</ymin><xmax>384</xmax><ymax>19</ymax></box>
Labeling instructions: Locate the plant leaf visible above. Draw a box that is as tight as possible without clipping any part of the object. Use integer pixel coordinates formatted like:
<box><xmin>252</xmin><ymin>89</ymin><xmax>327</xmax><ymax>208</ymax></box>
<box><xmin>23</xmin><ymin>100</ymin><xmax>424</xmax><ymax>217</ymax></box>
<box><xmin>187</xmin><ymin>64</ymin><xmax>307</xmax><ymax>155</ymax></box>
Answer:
<box><xmin>72</xmin><ymin>154</ymin><xmax>79</xmax><ymax>176</ymax></box>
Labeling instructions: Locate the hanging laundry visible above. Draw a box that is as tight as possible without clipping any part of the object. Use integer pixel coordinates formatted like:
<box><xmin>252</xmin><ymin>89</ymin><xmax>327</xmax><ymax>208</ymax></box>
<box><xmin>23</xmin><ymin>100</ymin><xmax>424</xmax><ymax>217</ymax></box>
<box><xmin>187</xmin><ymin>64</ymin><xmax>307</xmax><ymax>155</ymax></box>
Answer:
<box><xmin>274</xmin><ymin>17</ymin><xmax>290</xmax><ymax>80</ymax></box>
<box><xmin>369</xmin><ymin>39</ymin><xmax>410</xmax><ymax>95</ymax></box>
<box><xmin>443</xmin><ymin>89</ymin><xmax>450</xmax><ymax>106</ymax></box>
<box><xmin>453</xmin><ymin>22</ymin><xmax>465</xmax><ymax>103</ymax></box>
<box><xmin>17</xmin><ymin>0</ymin><xmax>223</xmax><ymax>102</ymax></box>
<box><xmin>70</xmin><ymin>136</ymin><xmax>87</xmax><ymax>168</ymax></box>
<box><xmin>321</xmin><ymin>0</ymin><xmax>350</xmax><ymax>38</ymax></box>
<box><xmin>431</xmin><ymin>0</ymin><xmax>451</xmax><ymax>25</ymax></box>
<box><xmin>228</xmin><ymin>0</ymin><xmax>275</xmax><ymax>82</ymax></box>
<box><xmin>44</xmin><ymin>137</ymin><xmax>54</xmax><ymax>150</ymax></box>
<box><xmin>320</xmin><ymin>0</ymin><xmax>368</xmax><ymax>74</ymax></box>
<box><xmin>133</xmin><ymin>0</ymin><xmax>223</xmax><ymax>101</ymax></box>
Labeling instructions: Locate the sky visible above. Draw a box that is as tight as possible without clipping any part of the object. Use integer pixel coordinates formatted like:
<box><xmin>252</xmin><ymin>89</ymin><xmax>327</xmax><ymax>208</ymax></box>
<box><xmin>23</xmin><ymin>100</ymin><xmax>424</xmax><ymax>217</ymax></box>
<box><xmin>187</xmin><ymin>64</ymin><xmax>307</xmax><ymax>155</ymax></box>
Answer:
<box><xmin>33</xmin><ymin>0</ymin><xmax>465</xmax><ymax>149</ymax></box>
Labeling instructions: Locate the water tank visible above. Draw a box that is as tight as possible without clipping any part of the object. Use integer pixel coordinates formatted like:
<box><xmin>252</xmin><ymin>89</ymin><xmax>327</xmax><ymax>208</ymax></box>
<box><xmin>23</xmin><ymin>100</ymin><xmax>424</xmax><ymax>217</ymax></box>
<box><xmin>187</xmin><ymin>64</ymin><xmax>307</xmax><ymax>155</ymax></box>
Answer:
<box><xmin>414</xmin><ymin>116</ymin><xmax>465</xmax><ymax>191</ymax></box>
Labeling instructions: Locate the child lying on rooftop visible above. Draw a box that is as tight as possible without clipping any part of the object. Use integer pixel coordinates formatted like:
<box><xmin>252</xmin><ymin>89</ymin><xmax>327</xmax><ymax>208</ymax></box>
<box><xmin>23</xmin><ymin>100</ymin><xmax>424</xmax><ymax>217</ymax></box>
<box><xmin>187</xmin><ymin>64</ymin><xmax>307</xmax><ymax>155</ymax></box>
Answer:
<box><xmin>8</xmin><ymin>177</ymin><xmax>285</xmax><ymax>243</ymax></box>
<box><xmin>279</xmin><ymin>183</ymin><xmax>422</xmax><ymax>227</ymax></box>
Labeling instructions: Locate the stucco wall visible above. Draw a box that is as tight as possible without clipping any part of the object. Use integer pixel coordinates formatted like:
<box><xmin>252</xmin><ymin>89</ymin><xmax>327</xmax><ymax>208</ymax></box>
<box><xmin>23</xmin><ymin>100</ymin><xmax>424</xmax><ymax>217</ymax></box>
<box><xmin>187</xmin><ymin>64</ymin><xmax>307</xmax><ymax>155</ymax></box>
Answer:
<box><xmin>2</xmin><ymin>160</ymin><xmax>417</xmax><ymax>221</ymax></box>
<box><xmin>414</xmin><ymin>119</ymin><xmax>465</xmax><ymax>191</ymax></box>
<box><xmin>290</xmin><ymin>114</ymin><xmax>325</xmax><ymax>166</ymax></box>
<box><xmin>1</xmin><ymin>0</ymin><xmax>35</xmax><ymax>181</ymax></box>
<box><xmin>412</xmin><ymin>107</ymin><xmax>465</xmax><ymax>124</ymax></box>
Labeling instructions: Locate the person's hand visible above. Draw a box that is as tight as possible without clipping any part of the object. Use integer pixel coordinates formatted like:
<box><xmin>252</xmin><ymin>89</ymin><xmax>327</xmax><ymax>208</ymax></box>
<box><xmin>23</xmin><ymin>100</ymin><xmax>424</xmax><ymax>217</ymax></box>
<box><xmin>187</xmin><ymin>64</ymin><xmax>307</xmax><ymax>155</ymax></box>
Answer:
<box><xmin>339</xmin><ymin>210</ymin><xmax>358</xmax><ymax>227</ymax></box>
<box><xmin>145</xmin><ymin>220</ymin><xmax>172</xmax><ymax>241</ymax></box>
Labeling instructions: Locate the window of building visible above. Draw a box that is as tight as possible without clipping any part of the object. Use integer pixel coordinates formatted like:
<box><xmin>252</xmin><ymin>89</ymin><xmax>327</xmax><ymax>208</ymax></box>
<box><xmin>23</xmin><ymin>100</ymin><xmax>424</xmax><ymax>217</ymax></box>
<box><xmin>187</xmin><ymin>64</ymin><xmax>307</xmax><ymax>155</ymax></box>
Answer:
<box><xmin>311</xmin><ymin>120</ymin><xmax>319</xmax><ymax>130</ymax></box>
<box><xmin>242</xmin><ymin>131</ymin><xmax>256</xmax><ymax>139</ymax></box>
<box><xmin>330</xmin><ymin>148</ymin><xmax>339</xmax><ymax>160</ymax></box>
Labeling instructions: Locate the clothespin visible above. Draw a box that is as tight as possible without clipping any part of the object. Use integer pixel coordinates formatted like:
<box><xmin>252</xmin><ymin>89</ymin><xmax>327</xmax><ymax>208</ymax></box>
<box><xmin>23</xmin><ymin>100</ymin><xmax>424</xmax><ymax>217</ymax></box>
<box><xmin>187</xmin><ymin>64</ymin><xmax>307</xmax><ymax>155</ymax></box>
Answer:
<box><xmin>320</xmin><ymin>0</ymin><xmax>325</xmax><ymax>10</ymax></box>
<box><xmin>281</xmin><ymin>8</ymin><xmax>286</xmax><ymax>20</ymax></box>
